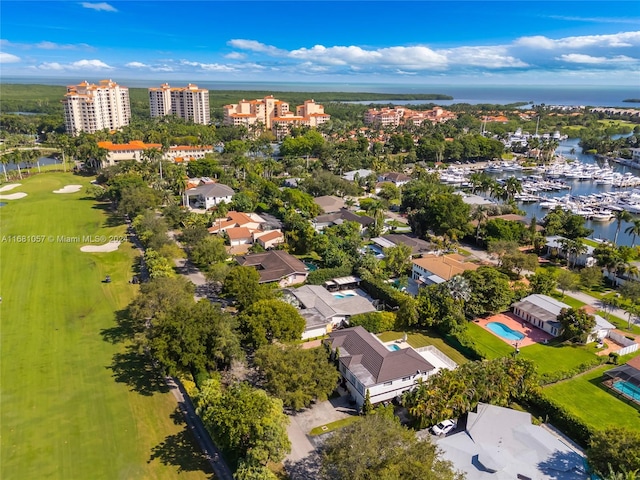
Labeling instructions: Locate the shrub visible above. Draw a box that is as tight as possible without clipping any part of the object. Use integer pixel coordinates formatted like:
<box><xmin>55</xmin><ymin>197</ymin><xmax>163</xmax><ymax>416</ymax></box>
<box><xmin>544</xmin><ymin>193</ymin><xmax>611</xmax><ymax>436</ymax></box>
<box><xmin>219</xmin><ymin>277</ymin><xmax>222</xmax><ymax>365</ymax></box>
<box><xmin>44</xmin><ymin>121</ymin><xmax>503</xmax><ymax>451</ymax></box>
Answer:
<box><xmin>307</xmin><ymin>264</ymin><xmax>353</xmax><ymax>285</ymax></box>
<box><xmin>348</xmin><ymin>312</ymin><xmax>397</xmax><ymax>333</ymax></box>
<box><xmin>538</xmin><ymin>357</ymin><xmax>607</xmax><ymax>385</ymax></box>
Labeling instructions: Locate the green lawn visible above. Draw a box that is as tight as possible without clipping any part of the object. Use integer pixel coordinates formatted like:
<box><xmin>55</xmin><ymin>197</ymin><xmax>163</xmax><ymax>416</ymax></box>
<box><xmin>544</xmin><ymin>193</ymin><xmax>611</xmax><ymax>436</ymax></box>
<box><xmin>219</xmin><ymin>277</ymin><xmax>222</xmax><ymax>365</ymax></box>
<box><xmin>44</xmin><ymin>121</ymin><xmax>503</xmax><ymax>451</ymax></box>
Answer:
<box><xmin>377</xmin><ymin>331</ymin><xmax>470</xmax><ymax>364</ymax></box>
<box><xmin>0</xmin><ymin>174</ymin><xmax>210</xmax><ymax>479</ymax></box>
<box><xmin>544</xmin><ymin>363</ymin><xmax>640</xmax><ymax>431</ymax></box>
<box><xmin>519</xmin><ymin>342</ymin><xmax>599</xmax><ymax>375</ymax></box>
<box><xmin>466</xmin><ymin>323</ymin><xmax>514</xmax><ymax>359</ymax></box>
<box><xmin>309</xmin><ymin>416</ymin><xmax>361</xmax><ymax>436</ymax></box>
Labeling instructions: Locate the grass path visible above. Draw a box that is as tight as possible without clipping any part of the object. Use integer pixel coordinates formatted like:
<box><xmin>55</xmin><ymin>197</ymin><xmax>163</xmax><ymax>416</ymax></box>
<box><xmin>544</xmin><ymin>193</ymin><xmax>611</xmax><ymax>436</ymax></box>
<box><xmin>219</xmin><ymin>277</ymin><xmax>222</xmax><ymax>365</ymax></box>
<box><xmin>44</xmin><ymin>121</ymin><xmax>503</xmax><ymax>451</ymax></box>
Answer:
<box><xmin>0</xmin><ymin>173</ymin><xmax>210</xmax><ymax>479</ymax></box>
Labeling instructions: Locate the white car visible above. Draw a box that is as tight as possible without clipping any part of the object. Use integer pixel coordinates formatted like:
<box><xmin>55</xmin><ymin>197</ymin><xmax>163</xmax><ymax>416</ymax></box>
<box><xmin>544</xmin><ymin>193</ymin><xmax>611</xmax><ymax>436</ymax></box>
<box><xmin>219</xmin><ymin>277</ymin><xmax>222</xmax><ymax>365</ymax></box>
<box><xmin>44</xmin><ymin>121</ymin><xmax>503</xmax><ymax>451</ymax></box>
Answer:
<box><xmin>430</xmin><ymin>419</ymin><xmax>456</xmax><ymax>436</ymax></box>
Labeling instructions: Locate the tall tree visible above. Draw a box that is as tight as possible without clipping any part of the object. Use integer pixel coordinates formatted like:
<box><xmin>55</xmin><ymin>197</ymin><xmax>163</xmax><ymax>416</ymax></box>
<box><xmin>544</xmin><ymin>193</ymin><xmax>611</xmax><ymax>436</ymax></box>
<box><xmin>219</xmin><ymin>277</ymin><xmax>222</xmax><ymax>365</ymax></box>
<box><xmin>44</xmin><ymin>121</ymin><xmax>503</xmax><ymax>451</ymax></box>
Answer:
<box><xmin>321</xmin><ymin>414</ymin><xmax>463</xmax><ymax>480</ymax></box>
<box><xmin>222</xmin><ymin>266</ymin><xmax>273</xmax><ymax>310</ymax></box>
<box><xmin>198</xmin><ymin>381</ymin><xmax>291</xmax><ymax>466</ymax></box>
<box><xmin>237</xmin><ymin>299</ymin><xmax>306</xmax><ymax>348</ymax></box>
<box><xmin>587</xmin><ymin>427</ymin><xmax>640</xmax><ymax>477</ymax></box>
<box><xmin>613</xmin><ymin>210</ymin><xmax>632</xmax><ymax>245</ymax></box>
<box><xmin>557</xmin><ymin>307</ymin><xmax>596</xmax><ymax>343</ymax></box>
<box><xmin>624</xmin><ymin>219</ymin><xmax>640</xmax><ymax>247</ymax></box>
<box><xmin>254</xmin><ymin>344</ymin><xmax>339</xmax><ymax>411</ymax></box>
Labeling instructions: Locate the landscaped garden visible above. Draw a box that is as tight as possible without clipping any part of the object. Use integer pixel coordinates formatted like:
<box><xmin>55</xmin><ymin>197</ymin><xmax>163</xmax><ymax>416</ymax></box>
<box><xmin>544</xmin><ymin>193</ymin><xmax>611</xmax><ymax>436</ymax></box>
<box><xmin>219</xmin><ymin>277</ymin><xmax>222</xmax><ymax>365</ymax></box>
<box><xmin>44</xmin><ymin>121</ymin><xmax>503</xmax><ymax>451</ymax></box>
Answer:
<box><xmin>377</xmin><ymin>330</ymin><xmax>470</xmax><ymax>364</ymax></box>
<box><xmin>0</xmin><ymin>173</ymin><xmax>210</xmax><ymax>479</ymax></box>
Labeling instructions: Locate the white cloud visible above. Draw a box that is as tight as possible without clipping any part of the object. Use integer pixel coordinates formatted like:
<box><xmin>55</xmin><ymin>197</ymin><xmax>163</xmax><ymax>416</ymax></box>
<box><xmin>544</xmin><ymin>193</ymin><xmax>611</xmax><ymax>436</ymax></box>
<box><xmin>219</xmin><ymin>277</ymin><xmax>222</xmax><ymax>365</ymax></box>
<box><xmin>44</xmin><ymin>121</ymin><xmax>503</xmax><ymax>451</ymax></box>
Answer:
<box><xmin>224</xmin><ymin>52</ymin><xmax>246</xmax><ymax>60</ymax></box>
<box><xmin>0</xmin><ymin>52</ymin><xmax>21</xmax><ymax>63</ymax></box>
<box><xmin>442</xmin><ymin>46</ymin><xmax>528</xmax><ymax>68</ymax></box>
<box><xmin>180</xmin><ymin>60</ymin><xmax>238</xmax><ymax>72</ymax></box>
<box><xmin>227</xmin><ymin>39</ymin><xmax>286</xmax><ymax>56</ymax></box>
<box><xmin>558</xmin><ymin>54</ymin><xmax>636</xmax><ymax>64</ymax></box>
<box><xmin>126</xmin><ymin>61</ymin><xmax>174</xmax><ymax>72</ymax></box>
<box><xmin>1</xmin><ymin>39</ymin><xmax>92</xmax><ymax>50</ymax></box>
<box><xmin>36</xmin><ymin>58</ymin><xmax>113</xmax><ymax>70</ymax></box>
<box><xmin>515</xmin><ymin>31</ymin><xmax>640</xmax><ymax>50</ymax></box>
<box><xmin>80</xmin><ymin>2</ymin><xmax>117</xmax><ymax>12</ymax></box>
<box><xmin>126</xmin><ymin>61</ymin><xmax>149</xmax><ymax>68</ymax></box>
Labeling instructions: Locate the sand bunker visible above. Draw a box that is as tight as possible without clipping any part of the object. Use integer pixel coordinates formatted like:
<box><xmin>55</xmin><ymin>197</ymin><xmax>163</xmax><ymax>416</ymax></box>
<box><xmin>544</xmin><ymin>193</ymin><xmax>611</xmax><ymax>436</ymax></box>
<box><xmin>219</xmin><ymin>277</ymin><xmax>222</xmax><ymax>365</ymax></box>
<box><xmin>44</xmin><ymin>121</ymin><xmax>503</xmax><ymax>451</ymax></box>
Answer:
<box><xmin>0</xmin><ymin>183</ymin><xmax>22</xmax><ymax>192</ymax></box>
<box><xmin>53</xmin><ymin>184</ymin><xmax>83</xmax><ymax>194</ymax></box>
<box><xmin>80</xmin><ymin>241</ymin><xmax>121</xmax><ymax>253</ymax></box>
<box><xmin>0</xmin><ymin>192</ymin><xmax>28</xmax><ymax>200</ymax></box>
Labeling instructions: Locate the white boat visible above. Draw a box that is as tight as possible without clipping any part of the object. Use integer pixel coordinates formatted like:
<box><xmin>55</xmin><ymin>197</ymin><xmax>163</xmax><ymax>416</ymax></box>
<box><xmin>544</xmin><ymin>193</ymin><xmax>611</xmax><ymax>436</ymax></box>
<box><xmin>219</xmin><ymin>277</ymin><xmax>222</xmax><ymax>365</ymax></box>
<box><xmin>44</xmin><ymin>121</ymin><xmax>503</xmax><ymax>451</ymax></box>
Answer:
<box><xmin>591</xmin><ymin>211</ymin><xmax>613</xmax><ymax>222</ymax></box>
<box><xmin>539</xmin><ymin>201</ymin><xmax>559</xmax><ymax>209</ymax></box>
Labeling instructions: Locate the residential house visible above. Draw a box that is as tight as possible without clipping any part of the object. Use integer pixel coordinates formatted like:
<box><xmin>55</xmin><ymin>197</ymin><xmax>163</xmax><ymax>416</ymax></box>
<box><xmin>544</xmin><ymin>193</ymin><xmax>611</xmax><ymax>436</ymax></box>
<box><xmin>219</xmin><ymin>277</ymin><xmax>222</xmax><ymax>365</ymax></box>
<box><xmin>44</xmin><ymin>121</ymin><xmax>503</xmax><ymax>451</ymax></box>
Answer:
<box><xmin>377</xmin><ymin>172</ymin><xmax>411</xmax><ymax>188</ymax></box>
<box><xmin>97</xmin><ymin>141</ymin><xmax>214</xmax><ymax>166</ymax></box>
<box><xmin>545</xmin><ymin>236</ymin><xmax>596</xmax><ymax>267</ymax></box>
<box><xmin>372</xmin><ymin>234</ymin><xmax>434</xmax><ymax>255</ymax></box>
<box><xmin>312</xmin><ymin>208</ymin><xmax>374</xmax><ymax>233</ymax></box>
<box><xmin>208</xmin><ymin>211</ymin><xmax>265</xmax><ymax>234</ymax></box>
<box><xmin>512</xmin><ymin>294</ymin><xmax>615</xmax><ymax>341</ymax></box>
<box><xmin>236</xmin><ymin>250</ymin><xmax>308</xmax><ymax>287</ymax></box>
<box><xmin>185</xmin><ymin>183</ymin><xmax>234</xmax><ymax>210</ymax></box>
<box><xmin>313</xmin><ymin>195</ymin><xmax>346</xmax><ymax>214</ymax></box>
<box><xmin>411</xmin><ymin>254</ymin><xmax>479</xmax><ymax>286</ymax></box>
<box><xmin>253</xmin><ymin>230</ymin><xmax>285</xmax><ymax>250</ymax></box>
<box><xmin>342</xmin><ymin>169</ymin><xmax>374</xmax><ymax>182</ymax></box>
<box><xmin>325</xmin><ymin>326</ymin><xmax>456</xmax><ymax>408</ymax></box>
<box><xmin>284</xmin><ymin>285</ymin><xmax>377</xmax><ymax>340</ymax></box>
<box><xmin>226</xmin><ymin>227</ymin><xmax>253</xmax><ymax>247</ymax></box>
<box><xmin>434</xmin><ymin>403</ymin><xmax>587</xmax><ymax>480</ymax></box>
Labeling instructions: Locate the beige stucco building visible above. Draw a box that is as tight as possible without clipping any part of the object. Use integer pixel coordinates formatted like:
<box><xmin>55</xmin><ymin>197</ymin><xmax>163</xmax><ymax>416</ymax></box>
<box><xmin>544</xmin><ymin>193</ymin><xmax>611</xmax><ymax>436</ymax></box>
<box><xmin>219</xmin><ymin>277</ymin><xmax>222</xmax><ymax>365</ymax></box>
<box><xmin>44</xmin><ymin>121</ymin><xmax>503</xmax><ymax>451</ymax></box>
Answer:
<box><xmin>63</xmin><ymin>80</ymin><xmax>131</xmax><ymax>136</ymax></box>
<box><xmin>148</xmin><ymin>83</ymin><xmax>210</xmax><ymax>125</ymax></box>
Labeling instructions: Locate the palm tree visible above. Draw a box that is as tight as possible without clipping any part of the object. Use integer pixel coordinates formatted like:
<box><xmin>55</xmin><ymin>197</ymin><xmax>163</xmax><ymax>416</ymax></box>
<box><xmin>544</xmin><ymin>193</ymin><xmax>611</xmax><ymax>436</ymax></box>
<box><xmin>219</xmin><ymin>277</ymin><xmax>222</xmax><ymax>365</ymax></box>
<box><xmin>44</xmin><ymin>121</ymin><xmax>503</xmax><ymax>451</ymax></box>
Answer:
<box><xmin>471</xmin><ymin>205</ymin><xmax>489</xmax><ymax>244</ymax></box>
<box><xmin>503</xmin><ymin>176</ymin><xmax>523</xmax><ymax>202</ymax></box>
<box><xmin>613</xmin><ymin>210</ymin><xmax>632</xmax><ymax>245</ymax></box>
<box><xmin>0</xmin><ymin>154</ymin><xmax>10</xmax><ymax>182</ymax></box>
<box><xmin>10</xmin><ymin>151</ymin><xmax>23</xmax><ymax>180</ymax></box>
<box><xmin>624</xmin><ymin>219</ymin><xmax>640</xmax><ymax>247</ymax></box>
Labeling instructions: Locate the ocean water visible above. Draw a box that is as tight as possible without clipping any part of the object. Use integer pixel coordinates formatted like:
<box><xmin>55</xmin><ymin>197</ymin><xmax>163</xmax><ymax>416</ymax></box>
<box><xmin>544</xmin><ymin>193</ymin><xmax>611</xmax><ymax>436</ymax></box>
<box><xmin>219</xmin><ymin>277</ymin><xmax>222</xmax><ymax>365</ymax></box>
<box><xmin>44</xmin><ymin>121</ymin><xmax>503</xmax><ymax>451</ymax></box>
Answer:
<box><xmin>3</xmin><ymin>76</ymin><xmax>639</xmax><ymax>108</ymax></box>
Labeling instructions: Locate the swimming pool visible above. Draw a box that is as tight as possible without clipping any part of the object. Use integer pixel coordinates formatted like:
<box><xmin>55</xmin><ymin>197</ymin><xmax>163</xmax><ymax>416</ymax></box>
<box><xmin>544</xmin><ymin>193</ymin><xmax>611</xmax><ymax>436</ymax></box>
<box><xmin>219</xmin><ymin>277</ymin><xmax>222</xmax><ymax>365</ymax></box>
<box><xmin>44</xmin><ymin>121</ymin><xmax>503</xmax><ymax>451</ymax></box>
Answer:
<box><xmin>613</xmin><ymin>380</ymin><xmax>640</xmax><ymax>402</ymax></box>
<box><xmin>486</xmin><ymin>322</ymin><xmax>525</xmax><ymax>341</ymax></box>
<box><xmin>387</xmin><ymin>344</ymin><xmax>401</xmax><ymax>351</ymax></box>
<box><xmin>333</xmin><ymin>293</ymin><xmax>356</xmax><ymax>299</ymax></box>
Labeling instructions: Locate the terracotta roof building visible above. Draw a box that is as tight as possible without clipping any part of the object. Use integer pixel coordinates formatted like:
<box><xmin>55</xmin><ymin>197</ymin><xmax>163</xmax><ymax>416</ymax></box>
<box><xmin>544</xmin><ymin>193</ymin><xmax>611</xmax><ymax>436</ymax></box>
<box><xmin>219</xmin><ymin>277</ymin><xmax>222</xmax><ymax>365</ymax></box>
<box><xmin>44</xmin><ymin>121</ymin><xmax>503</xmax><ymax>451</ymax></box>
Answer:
<box><xmin>411</xmin><ymin>254</ymin><xmax>479</xmax><ymax>285</ymax></box>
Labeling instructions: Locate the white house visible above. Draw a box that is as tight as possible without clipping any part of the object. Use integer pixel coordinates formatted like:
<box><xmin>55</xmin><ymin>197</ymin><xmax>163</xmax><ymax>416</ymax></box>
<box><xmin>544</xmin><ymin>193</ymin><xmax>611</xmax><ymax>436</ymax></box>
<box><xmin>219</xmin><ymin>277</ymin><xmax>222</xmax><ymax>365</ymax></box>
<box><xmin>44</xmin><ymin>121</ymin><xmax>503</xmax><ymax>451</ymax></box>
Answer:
<box><xmin>545</xmin><ymin>236</ymin><xmax>596</xmax><ymax>267</ymax></box>
<box><xmin>411</xmin><ymin>254</ymin><xmax>479</xmax><ymax>286</ymax></box>
<box><xmin>185</xmin><ymin>183</ymin><xmax>234</xmax><ymax>210</ymax></box>
<box><xmin>284</xmin><ymin>285</ymin><xmax>377</xmax><ymax>340</ymax></box>
<box><xmin>325</xmin><ymin>326</ymin><xmax>456</xmax><ymax>408</ymax></box>
<box><xmin>512</xmin><ymin>294</ymin><xmax>614</xmax><ymax>342</ymax></box>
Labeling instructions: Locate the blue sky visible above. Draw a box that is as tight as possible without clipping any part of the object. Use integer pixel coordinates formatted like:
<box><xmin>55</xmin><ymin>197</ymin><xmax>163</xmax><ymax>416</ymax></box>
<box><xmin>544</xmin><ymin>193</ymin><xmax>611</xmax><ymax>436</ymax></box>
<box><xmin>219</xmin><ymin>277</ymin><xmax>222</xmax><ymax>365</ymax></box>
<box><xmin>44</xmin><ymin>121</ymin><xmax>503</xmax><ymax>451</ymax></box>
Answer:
<box><xmin>1</xmin><ymin>1</ymin><xmax>639</xmax><ymax>85</ymax></box>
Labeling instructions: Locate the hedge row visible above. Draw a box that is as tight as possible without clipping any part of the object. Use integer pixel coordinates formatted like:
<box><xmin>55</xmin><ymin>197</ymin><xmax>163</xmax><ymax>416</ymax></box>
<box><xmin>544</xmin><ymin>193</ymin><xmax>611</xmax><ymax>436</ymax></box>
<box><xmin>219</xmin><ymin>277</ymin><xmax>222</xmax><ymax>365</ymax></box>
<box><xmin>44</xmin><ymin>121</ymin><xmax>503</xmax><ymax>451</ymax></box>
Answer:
<box><xmin>522</xmin><ymin>391</ymin><xmax>593</xmax><ymax>447</ymax></box>
<box><xmin>360</xmin><ymin>276</ymin><xmax>406</xmax><ymax>308</ymax></box>
<box><xmin>307</xmin><ymin>264</ymin><xmax>353</xmax><ymax>285</ymax></box>
<box><xmin>538</xmin><ymin>357</ymin><xmax>608</xmax><ymax>386</ymax></box>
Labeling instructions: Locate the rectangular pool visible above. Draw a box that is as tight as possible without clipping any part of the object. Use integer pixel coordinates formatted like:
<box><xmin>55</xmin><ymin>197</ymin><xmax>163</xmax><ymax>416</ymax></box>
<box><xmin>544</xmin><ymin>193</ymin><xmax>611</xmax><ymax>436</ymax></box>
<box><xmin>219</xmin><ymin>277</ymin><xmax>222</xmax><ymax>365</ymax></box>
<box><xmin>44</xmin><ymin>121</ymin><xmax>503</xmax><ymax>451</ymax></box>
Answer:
<box><xmin>613</xmin><ymin>380</ymin><xmax>640</xmax><ymax>402</ymax></box>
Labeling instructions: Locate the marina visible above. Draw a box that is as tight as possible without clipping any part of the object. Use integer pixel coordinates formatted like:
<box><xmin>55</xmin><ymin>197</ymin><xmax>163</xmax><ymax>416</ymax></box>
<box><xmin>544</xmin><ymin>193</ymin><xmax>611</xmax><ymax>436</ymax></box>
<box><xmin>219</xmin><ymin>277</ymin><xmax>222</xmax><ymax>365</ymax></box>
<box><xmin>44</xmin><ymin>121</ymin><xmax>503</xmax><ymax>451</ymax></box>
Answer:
<box><xmin>438</xmin><ymin>137</ymin><xmax>640</xmax><ymax>246</ymax></box>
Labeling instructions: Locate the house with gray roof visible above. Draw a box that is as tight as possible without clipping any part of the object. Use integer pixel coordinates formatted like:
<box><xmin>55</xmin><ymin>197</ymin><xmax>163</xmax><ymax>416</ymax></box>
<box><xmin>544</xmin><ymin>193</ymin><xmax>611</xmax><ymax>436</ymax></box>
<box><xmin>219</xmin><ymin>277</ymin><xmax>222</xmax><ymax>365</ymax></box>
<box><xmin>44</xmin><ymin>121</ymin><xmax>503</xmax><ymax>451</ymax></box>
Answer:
<box><xmin>284</xmin><ymin>285</ymin><xmax>377</xmax><ymax>340</ymax></box>
<box><xmin>185</xmin><ymin>183</ymin><xmax>234</xmax><ymax>210</ymax></box>
<box><xmin>512</xmin><ymin>294</ymin><xmax>614</xmax><ymax>342</ymax></box>
<box><xmin>325</xmin><ymin>326</ymin><xmax>442</xmax><ymax>408</ymax></box>
<box><xmin>312</xmin><ymin>208</ymin><xmax>374</xmax><ymax>233</ymax></box>
<box><xmin>435</xmin><ymin>403</ymin><xmax>587</xmax><ymax>480</ymax></box>
<box><xmin>372</xmin><ymin>234</ymin><xmax>434</xmax><ymax>255</ymax></box>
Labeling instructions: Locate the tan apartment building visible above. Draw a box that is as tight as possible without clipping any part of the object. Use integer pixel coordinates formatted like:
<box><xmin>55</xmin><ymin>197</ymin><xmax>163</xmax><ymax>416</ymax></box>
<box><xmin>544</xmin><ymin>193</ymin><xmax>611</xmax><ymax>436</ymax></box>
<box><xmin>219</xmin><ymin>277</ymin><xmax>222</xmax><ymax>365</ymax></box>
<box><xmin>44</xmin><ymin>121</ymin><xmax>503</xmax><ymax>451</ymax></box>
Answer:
<box><xmin>223</xmin><ymin>96</ymin><xmax>329</xmax><ymax>137</ymax></box>
<box><xmin>97</xmin><ymin>141</ymin><xmax>213</xmax><ymax>166</ymax></box>
<box><xmin>62</xmin><ymin>79</ymin><xmax>131</xmax><ymax>136</ymax></box>
<box><xmin>149</xmin><ymin>83</ymin><xmax>210</xmax><ymax>124</ymax></box>
<box><xmin>364</xmin><ymin>106</ymin><xmax>455</xmax><ymax>128</ymax></box>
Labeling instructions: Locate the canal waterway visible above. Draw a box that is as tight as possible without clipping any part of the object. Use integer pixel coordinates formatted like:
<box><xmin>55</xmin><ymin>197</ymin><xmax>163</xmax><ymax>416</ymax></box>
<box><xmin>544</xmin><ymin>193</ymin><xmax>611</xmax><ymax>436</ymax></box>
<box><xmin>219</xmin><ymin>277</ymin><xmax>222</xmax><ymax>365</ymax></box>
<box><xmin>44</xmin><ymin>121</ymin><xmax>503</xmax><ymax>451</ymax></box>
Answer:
<box><xmin>487</xmin><ymin>137</ymin><xmax>640</xmax><ymax>246</ymax></box>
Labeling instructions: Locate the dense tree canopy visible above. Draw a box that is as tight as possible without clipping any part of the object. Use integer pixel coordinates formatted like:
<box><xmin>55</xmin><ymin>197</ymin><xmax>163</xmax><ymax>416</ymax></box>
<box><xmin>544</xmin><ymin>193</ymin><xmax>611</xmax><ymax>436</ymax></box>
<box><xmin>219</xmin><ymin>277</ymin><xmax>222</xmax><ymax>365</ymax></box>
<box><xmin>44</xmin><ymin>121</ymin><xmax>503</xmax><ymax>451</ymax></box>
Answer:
<box><xmin>587</xmin><ymin>427</ymin><xmax>640</xmax><ymax>477</ymax></box>
<box><xmin>237</xmin><ymin>299</ymin><xmax>306</xmax><ymax>348</ymax></box>
<box><xmin>198</xmin><ymin>380</ymin><xmax>290</xmax><ymax>466</ymax></box>
<box><xmin>462</xmin><ymin>267</ymin><xmax>514</xmax><ymax>318</ymax></box>
<box><xmin>321</xmin><ymin>414</ymin><xmax>463</xmax><ymax>480</ymax></box>
<box><xmin>222</xmin><ymin>266</ymin><xmax>274</xmax><ymax>310</ymax></box>
<box><xmin>254</xmin><ymin>344</ymin><xmax>339</xmax><ymax>410</ymax></box>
